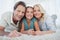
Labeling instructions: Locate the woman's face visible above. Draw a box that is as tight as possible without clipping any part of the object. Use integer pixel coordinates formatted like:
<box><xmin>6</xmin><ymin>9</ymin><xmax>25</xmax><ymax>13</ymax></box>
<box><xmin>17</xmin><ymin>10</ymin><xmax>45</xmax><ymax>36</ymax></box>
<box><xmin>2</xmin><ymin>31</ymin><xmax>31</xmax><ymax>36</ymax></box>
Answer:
<box><xmin>34</xmin><ymin>6</ymin><xmax>42</xmax><ymax>19</ymax></box>
<box><xmin>26</xmin><ymin>7</ymin><xmax>33</xmax><ymax>20</ymax></box>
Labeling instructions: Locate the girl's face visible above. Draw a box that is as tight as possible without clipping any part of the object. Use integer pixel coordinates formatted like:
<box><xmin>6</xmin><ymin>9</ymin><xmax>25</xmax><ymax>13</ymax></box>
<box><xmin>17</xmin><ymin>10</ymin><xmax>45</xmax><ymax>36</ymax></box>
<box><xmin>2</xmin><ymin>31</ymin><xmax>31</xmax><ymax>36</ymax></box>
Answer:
<box><xmin>34</xmin><ymin>6</ymin><xmax>42</xmax><ymax>19</ymax></box>
<box><xmin>26</xmin><ymin>7</ymin><xmax>33</xmax><ymax>20</ymax></box>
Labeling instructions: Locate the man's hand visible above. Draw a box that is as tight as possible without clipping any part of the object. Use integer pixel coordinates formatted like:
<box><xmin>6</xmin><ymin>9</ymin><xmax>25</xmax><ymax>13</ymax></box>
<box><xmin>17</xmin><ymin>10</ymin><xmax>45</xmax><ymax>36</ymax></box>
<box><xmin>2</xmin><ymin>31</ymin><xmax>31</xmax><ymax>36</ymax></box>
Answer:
<box><xmin>8</xmin><ymin>30</ymin><xmax>22</xmax><ymax>37</ymax></box>
<box><xmin>0</xmin><ymin>26</ymin><xmax>4</xmax><ymax>31</ymax></box>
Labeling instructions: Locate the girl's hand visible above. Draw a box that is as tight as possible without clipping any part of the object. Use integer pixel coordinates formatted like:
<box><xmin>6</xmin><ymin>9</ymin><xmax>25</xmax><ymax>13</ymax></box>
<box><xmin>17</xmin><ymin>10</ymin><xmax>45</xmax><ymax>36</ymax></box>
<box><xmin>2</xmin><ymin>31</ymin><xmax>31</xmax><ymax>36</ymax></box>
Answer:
<box><xmin>27</xmin><ymin>29</ymin><xmax>35</xmax><ymax>35</ymax></box>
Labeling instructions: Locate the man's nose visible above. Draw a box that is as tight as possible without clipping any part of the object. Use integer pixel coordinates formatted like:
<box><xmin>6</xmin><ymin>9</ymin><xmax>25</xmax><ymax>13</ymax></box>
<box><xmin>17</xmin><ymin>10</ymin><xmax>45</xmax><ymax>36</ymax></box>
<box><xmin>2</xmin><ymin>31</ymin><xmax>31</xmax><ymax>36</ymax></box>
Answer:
<box><xmin>29</xmin><ymin>13</ymin><xmax>31</xmax><ymax>14</ymax></box>
<box><xmin>19</xmin><ymin>12</ymin><xmax>23</xmax><ymax>15</ymax></box>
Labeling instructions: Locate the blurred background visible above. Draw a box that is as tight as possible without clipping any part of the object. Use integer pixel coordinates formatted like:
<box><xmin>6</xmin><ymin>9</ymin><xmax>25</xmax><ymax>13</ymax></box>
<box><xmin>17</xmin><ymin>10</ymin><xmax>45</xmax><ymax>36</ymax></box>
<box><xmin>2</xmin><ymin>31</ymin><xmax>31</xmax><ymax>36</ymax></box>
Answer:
<box><xmin>0</xmin><ymin>0</ymin><xmax>60</xmax><ymax>28</ymax></box>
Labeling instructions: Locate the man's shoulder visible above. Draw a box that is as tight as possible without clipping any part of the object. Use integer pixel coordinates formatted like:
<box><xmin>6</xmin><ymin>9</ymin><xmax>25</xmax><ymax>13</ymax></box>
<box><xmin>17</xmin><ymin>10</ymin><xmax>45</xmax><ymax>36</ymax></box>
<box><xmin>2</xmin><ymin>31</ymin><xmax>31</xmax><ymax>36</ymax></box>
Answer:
<box><xmin>0</xmin><ymin>11</ymin><xmax>13</xmax><ymax>22</ymax></box>
<box><xmin>2</xmin><ymin>11</ymin><xmax>13</xmax><ymax>16</ymax></box>
<box><xmin>1</xmin><ymin>11</ymin><xmax>13</xmax><ymax>18</ymax></box>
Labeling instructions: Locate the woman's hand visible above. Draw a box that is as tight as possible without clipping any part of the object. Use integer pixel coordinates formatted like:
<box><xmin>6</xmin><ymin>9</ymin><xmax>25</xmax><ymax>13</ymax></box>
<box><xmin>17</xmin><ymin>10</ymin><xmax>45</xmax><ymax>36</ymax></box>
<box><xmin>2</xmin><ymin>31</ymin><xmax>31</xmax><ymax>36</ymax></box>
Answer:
<box><xmin>35</xmin><ymin>31</ymin><xmax>43</xmax><ymax>35</ymax></box>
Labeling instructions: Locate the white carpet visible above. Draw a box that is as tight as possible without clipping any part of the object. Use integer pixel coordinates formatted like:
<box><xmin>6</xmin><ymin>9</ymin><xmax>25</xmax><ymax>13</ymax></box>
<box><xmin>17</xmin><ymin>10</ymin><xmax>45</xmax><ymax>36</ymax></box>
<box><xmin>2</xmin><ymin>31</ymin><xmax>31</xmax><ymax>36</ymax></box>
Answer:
<box><xmin>0</xmin><ymin>29</ymin><xmax>60</xmax><ymax>40</ymax></box>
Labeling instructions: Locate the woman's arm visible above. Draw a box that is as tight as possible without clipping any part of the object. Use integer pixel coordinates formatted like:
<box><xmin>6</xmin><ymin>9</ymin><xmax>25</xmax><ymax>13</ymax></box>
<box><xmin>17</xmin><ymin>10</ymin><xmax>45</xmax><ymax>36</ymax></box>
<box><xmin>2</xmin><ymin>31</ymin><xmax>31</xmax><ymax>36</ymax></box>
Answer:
<box><xmin>45</xmin><ymin>16</ymin><xmax>56</xmax><ymax>31</ymax></box>
<box><xmin>35</xmin><ymin>30</ymin><xmax>55</xmax><ymax>35</ymax></box>
<box><xmin>37</xmin><ymin>17</ymin><xmax>56</xmax><ymax>35</ymax></box>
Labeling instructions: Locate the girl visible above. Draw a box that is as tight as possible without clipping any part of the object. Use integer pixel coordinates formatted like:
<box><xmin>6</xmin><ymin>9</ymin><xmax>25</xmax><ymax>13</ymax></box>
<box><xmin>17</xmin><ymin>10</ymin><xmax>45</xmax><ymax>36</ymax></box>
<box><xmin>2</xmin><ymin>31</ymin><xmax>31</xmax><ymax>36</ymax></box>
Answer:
<box><xmin>20</xmin><ymin>6</ymin><xmax>40</xmax><ymax>35</ymax></box>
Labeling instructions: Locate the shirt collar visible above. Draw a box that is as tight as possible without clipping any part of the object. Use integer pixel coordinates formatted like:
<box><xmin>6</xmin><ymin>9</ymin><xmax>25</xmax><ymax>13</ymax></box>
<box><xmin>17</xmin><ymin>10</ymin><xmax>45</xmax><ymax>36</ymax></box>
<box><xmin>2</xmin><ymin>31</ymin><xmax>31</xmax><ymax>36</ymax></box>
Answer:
<box><xmin>10</xmin><ymin>13</ymin><xmax>19</xmax><ymax>26</ymax></box>
<box><xmin>11</xmin><ymin>13</ymin><xmax>16</xmax><ymax>25</ymax></box>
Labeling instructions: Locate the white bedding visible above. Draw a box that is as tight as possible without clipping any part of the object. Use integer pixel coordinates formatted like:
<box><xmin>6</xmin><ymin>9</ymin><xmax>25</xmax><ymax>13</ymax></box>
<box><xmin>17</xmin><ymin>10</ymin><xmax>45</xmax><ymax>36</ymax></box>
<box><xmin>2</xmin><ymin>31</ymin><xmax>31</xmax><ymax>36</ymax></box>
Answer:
<box><xmin>0</xmin><ymin>29</ymin><xmax>60</xmax><ymax>40</ymax></box>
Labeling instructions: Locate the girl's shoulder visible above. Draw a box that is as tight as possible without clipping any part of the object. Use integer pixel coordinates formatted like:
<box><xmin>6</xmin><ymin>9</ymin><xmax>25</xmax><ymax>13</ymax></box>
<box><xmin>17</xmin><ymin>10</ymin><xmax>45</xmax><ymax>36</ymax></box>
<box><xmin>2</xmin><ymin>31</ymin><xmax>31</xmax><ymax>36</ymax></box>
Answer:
<box><xmin>22</xmin><ymin>17</ymin><xmax>26</xmax><ymax>22</ymax></box>
<box><xmin>32</xmin><ymin>17</ymin><xmax>37</xmax><ymax>22</ymax></box>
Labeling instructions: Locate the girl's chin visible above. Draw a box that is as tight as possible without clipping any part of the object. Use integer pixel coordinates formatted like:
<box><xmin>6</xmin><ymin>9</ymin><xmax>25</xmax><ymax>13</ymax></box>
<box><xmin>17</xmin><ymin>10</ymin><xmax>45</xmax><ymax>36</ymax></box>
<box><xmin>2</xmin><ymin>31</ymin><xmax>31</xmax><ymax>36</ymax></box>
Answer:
<box><xmin>27</xmin><ymin>18</ymin><xmax>32</xmax><ymax>20</ymax></box>
<box><xmin>28</xmin><ymin>19</ymin><xmax>31</xmax><ymax>20</ymax></box>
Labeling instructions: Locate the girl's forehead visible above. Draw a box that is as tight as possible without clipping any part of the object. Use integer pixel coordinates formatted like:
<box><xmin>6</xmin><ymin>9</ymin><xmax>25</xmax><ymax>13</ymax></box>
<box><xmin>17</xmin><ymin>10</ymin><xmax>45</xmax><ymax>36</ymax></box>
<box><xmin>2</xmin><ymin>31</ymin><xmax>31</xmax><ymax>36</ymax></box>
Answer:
<box><xmin>27</xmin><ymin>8</ymin><xmax>33</xmax><ymax>11</ymax></box>
<box><xmin>27</xmin><ymin>7</ymin><xmax>33</xmax><ymax>10</ymax></box>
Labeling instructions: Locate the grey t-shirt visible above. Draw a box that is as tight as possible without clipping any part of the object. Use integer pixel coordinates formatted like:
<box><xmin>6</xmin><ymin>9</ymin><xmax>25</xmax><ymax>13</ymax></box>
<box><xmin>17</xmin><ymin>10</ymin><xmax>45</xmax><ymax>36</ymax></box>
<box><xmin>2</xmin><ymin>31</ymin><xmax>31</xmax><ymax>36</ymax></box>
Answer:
<box><xmin>38</xmin><ymin>15</ymin><xmax>56</xmax><ymax>31</ymax></box>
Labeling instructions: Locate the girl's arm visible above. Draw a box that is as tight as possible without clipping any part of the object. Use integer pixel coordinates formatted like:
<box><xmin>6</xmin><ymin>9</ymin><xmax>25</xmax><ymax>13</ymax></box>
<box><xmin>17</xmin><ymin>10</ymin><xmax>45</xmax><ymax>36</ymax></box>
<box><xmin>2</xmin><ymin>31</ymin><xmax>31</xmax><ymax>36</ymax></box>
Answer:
<box><xmin>34</xmin><ymin>21</ymin><xmax>40</xmax><ymax>31</ymax></box>
<box><xmin>20</xmin><ymin>23</ymin><xmax>28</xmax><ymax>34</ymax></box>
<box><xmin>20</xmin><ymin>22</ymin><xmax>24</xmax><ymax>33</ymax></box>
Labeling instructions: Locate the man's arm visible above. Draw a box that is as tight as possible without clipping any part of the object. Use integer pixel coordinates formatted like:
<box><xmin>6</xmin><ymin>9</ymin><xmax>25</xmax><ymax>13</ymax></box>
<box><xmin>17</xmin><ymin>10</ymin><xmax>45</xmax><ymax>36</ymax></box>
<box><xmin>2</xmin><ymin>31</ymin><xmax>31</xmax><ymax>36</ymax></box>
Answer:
<box><xmin>0</xmin><ymin>26</ymin><xmax>5</xmax><ymax>31</ymax></box>
<box><xmin>0</xmin><ymin>26</ymin><xmax>9</xmax><ymax>36</ymax></box>
<box><xmin>0</xmin><ymin>13</ymin><xmax>8</xmax><ymax>32</ymax></box>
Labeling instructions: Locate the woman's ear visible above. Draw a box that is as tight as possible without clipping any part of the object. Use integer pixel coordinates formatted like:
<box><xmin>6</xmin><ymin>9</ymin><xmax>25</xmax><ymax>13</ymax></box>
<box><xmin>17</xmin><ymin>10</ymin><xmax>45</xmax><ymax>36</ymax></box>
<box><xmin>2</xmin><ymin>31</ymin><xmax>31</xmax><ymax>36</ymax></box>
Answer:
<box><xmin>41</xmin><ymin>13</ymin><xmax>44</xmax><ymax>18</ymax></box>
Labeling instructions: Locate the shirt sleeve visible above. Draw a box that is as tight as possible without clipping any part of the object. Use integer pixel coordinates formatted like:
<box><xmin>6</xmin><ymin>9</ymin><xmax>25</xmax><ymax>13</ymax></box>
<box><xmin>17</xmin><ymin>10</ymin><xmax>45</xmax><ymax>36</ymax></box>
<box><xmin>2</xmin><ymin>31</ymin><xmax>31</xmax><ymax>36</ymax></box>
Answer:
<box><xmin>45</xmin><ymin>16</ymin><xmax>56</xmax><ymax>31</ymax></box>
<box><xmin>0</xmin><ymin>13</ymin><xmax>7</xmax><ymax>27</ymax></box>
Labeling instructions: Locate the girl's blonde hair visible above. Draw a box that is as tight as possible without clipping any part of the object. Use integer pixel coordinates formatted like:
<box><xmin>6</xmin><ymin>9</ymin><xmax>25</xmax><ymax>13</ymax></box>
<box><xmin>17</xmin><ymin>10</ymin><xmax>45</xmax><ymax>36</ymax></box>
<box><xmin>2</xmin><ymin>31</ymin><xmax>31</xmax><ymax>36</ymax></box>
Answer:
<box><xmin>33</xmin><ymin>4</ymin><xmax>46</xmax><ymax>22</ymax></box>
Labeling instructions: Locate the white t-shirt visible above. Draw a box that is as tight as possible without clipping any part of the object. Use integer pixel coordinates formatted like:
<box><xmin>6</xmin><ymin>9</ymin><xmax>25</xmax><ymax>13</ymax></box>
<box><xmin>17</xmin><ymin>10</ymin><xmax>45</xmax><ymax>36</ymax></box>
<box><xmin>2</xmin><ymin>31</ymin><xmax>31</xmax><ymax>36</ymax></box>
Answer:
<box><xmin>0</xmin><ymin>12</ymin><xmax>19</xmax><ymax>32</ymax></box>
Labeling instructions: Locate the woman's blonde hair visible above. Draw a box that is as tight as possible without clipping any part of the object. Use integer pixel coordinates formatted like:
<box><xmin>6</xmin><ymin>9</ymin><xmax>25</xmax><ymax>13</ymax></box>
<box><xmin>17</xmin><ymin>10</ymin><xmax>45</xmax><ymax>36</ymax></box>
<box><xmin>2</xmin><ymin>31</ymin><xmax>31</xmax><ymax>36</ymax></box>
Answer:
<box><xmin>33</xmin><ymin>4</ymin><xmax>46</xmax><ymax>22</ymax></box>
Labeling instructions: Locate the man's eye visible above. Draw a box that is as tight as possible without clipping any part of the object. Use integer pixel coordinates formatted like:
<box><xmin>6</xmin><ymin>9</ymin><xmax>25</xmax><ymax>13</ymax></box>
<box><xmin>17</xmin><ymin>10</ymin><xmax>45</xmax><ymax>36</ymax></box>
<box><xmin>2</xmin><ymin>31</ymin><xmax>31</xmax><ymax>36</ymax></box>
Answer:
<box><xmin>22</xmin><ymin>12</ymin><xmax>25</xmax><ymax>13</ymax></box>
<box><xmin>17</xmin><ymin>10</ymin><xmax>20</xmax><ymax>12</ymax></box>
<box><xmin>38</xmin><ymin>10</ymin><xmax>40</xmax><ymax>12</ymax></box>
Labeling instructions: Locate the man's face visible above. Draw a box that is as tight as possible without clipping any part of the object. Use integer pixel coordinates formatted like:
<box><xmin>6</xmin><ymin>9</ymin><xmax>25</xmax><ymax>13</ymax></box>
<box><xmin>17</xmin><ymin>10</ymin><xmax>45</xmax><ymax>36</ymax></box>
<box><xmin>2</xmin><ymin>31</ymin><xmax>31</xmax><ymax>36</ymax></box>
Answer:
<box><xmin>13</xmin><ymin>5</ymin><xmax>25</xmax><ymax>21</ymax></box>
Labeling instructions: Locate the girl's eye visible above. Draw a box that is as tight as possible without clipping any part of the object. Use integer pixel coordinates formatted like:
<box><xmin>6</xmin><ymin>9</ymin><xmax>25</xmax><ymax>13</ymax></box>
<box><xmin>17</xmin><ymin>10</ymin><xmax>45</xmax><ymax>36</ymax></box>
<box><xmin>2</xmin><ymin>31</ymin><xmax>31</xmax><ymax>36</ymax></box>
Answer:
<box><xmin>22</xmin><ymin>12</ymin><xmax>25</xmax><ymax>13</ymax></box>
<box><xmin>26</xmin><ymin>11</ymin><xmax>29</xmax><ymax>13</ymax></box>
<box><xmin>34</xmin><ymin>10</ymin><xmax>36</xmax><ymax>12</ymax></box>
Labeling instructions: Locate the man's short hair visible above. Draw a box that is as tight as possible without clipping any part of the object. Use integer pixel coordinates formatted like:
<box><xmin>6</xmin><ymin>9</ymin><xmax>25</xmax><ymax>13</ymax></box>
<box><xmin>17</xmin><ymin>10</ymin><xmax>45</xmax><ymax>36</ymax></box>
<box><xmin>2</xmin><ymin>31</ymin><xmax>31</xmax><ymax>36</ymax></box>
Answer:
<box><xmin>14</xmin><ymin>1</ymin><xmax>26</xmax><ymax>10</ymax></box>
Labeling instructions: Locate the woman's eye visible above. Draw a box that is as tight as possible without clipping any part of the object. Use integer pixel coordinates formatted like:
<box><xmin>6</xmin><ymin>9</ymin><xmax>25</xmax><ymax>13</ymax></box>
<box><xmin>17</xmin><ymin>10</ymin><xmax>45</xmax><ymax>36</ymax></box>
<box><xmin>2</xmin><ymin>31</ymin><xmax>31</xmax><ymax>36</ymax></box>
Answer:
<box><xmin>31</xmin><ymin>11</ymin><xmax>33</xmax><ymax>13</ymax></box>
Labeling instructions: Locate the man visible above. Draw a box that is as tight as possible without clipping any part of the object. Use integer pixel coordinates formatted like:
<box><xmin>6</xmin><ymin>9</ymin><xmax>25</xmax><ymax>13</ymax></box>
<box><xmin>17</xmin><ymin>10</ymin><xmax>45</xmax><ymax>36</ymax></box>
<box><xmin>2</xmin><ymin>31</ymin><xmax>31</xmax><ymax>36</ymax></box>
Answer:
<box><xmin>0</xmin><ymin>1</ymin><xmax>26</xmax><ymax>32</ymax></box>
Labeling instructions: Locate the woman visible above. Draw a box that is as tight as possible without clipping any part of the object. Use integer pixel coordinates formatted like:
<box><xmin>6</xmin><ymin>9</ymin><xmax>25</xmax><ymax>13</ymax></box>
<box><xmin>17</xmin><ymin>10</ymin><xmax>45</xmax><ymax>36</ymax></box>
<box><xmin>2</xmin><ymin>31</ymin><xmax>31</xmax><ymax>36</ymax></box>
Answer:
<box><xmin>33</xmin><ymin>4</ymin><xmax>56</xmax><ymax>35</ymax></box>
<box><xmin>20</xmin><ymin>6</ymin><xmax>40</xmax><ymax>35</ymax></box>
